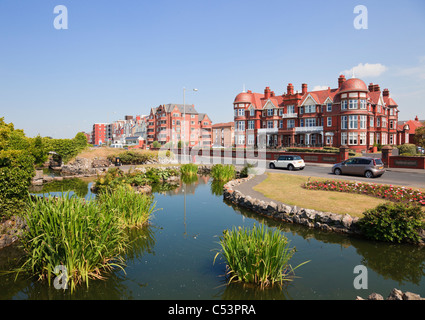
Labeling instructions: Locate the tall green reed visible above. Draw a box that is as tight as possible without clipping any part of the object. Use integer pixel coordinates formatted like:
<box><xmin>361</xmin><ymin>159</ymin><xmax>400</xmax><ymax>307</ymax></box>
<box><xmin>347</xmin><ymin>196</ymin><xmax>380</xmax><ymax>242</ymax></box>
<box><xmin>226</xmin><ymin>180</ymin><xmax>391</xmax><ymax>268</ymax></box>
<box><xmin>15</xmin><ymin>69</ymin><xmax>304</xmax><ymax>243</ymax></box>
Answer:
<box><xmin>214</xmin><ymin>223</ymin><xmax>309</xmax><ymax>287</ymax></box>
<box><xmin>210</xmin><ymin>164</ymin><xmax>236</xmax><ymax>182</ymax></box>
<box><xmin>19</xmin><ymin>193</ymin><xmax>127</xmax><ymax>292</ymax></box>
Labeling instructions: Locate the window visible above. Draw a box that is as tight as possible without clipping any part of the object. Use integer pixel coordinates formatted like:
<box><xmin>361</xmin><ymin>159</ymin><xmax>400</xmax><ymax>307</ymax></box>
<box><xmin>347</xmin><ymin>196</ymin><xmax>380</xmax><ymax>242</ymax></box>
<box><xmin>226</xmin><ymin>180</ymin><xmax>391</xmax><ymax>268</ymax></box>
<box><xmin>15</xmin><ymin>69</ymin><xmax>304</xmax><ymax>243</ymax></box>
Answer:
<box><xmin>250</xmin><ymin>109</ymin><xmax>255</xmax><ymax>117</ymax></box>
<box><xmin>299</xmin><ymin>106</ymin><xmax>304</xmax><ymax>114</ymax></box>
<box><xmin>300</xmin><ymin>119</ymin><xmax>304</xmax><ymax>127</ymax></box>
<box><xmin>234</xmin><ymin>109</ymin><xmax>238</xmax><ymax>117</ymax></box>
<box><xmin>305</xmin><ymin>105</ymin><xmax>315</xmax><ymax>113</ymax></box>
<box><xmin>267</xmin><ymin>109</ymin><xmax>274</xmax><ymax>117</ymax></box>
<box><xmin>279</xmin><ymin>120</ymin><xmax>283</xmax><ymax>128</ymax></box>
<box><xmin>370</xmin><ymin>116</ymin><xmax>374</xmax><ymax>128</ymax></box>
<box><xmin>341</xmin><ymin>116</ymin><xmax>347</xmax><ymax>130</ymax></box>
<box><xmin>305</xmin><ymin>118</ymin><xmax>316</xmax><ymax>127</ymax></box>
<box><xmin>341</xmin><ymin>132</ymin><xmax>348</xmax><ymax>145</ymax></box>
<box><xmin>237</xmin><ymin>121</ymin><xmax>245</xmax><ymax>131</ymax></box>
<box><xmin>360</xmin><ymin>99</ymin><xmax>367</xmax><ymax>109</ymax></box>
<box><xmin>349</xmin><ymin>115</ymin><xmax>358</xmax><ymax>129</ymax></box>
<box><xmin>341</xmin><ymin>100</ymin><xmax>347</xmax><ymax>110</ymax></box>
<box><xmin>248</xmin><ymin>120</ymin><xmax>255</xmax><ymax>130</ymax></box>
<box><xmin>287</xmin><ymin>105</ymin><xmax>295</xmax><ymax>114</ymax></box>
<box><xmin>247</xmin><ymin>134</ymin><xmax>255</xmax><ymax>145</ymax></box>
<box><xmin>349</xmin><ymin>132</ymin><xmax>358</xmax><ymax>145</ymax></box>
<box><xmin>267</xmin><ymin>121</ymin><xmax>273</xmax><ymax>129</ymax></box>
<box><xmin>359</xmin><ymin>132</ymin><xmax>366</xmax><ymax>145</ymax></box>
<box><xmin>191</xmin><ymin>114</ymin><xmax>195</xmax><ymax>118</ymax></box>
<box><xmin>360</xmin><ymin>115</ymin><xmax>367</xmax><ymax>129</ymax></box>
<box><xmin>287</xmin><ymin>119</ymin><xmax>295</xmax><ymax>129</ymax></box>
<box><xmin>376</xmin><ymin>117</ymin><xmax>380</xmax><ymax>127</ymax></box>
<box><xmin>238</xmin><ymin>109</ymin><xmax>245</xmax><ymax>116</ymax></box>
<box><xmin>382</xmin><ymin>117</ymin><xmax>387</xmax><ymax>128</ymax></box>
<box><xmin>349</xmin><ymin>99</ymin><xmax>358</xmax><ymax>109</ymax></box>
<box><xmin>327</xmin><ymin>117</ymin><xmax>332</xmax><ymax>127</ymax></box>
<box><xmin>390</xmin><ymin>120</ymin><xmax>394</xmax><ymax>129</ymax></box>
<box><xmin>370</xmin><ymin>133</ymin><xmax>374</xmax><ymax>145</ymax></box>
<box><xmin>237</xmin><ymin>135</ymin><xmax>245</xmax><ymax>145</ymax></box>
<box><xmin>327</xmin><ymin>103</ymin><xmax>332</xmax><ymax>112</ymax></box>
<box><xmin>390</xmin><ymin>134</ymin><xmax>394</xmax><ymax>145</ymax></box>
<box><xmin>274</xmin><ymin>121</ymin><xmax>278</xmax><ymax>128</ymax></box>
<box><xmin>279</xmin><ymin>109</ymin><xmax>283</xmax><ymax>116</ymax></box>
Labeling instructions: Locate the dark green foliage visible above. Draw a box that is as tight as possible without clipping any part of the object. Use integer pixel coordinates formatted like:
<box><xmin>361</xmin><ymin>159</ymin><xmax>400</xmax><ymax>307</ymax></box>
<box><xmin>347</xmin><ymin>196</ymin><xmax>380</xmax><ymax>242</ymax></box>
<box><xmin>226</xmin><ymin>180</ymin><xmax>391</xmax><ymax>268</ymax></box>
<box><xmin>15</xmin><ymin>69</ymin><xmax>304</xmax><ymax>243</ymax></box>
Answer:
<box><xmin>359</xmin><ymin>202</ymin><xmax>425</xmax><ymax>244</ymax></box>
<box><xmin>240</xmin><ymin>163</ymin><xmax>256</xmax><ymax>178</ymax></box>
<box><xmin>0</xmin><ymin>150</ymin><xmax>35</xmax><ymax>219</ymax></box>
<box><xmin>107</xmin><ymin>150</ymin><xmax>157</xmax><ymax>165</ymax></box>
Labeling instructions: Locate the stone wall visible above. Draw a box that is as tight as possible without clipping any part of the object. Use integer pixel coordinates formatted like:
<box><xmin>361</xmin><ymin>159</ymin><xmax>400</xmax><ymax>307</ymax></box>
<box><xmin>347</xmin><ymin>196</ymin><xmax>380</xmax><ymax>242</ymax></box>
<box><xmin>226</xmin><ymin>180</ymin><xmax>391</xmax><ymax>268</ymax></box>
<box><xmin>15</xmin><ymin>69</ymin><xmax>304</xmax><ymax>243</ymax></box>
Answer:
<box><xmin>223</xmin><ymin>175</ymin><xmax>362</xmax><ymax>236</ymax></box>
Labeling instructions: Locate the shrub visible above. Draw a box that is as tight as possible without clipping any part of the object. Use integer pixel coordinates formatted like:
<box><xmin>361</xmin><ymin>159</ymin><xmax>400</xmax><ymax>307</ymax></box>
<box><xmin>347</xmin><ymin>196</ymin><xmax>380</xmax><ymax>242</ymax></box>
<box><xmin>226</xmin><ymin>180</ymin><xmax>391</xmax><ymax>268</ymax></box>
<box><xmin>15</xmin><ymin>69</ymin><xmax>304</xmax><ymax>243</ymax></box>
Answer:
<box><xmin>397</xmin><ymin>144</ymin><xmax>417</xmax><ymax>156</ymax></box>
<box><xmin>358</xmin><ymin>203</ymin><xmax>425</xmax><ymax>244</ymax></box>
<box><xmin>0</xmin><ymin>150</ymin><xmax>35</xmax><ymax>219</ymax></box>
<box><xmin>107</xmin><ymin>150</ymin><xmax>158</xmax><ymax>165</ymax></box>
<box><xmin>240</xmin><ymin>163</ymin><xmax>256</xmax><ymax>178</ymax></box>
<box><xmin>214</xmin><ymin>224</ymin><xmax>308</xmax><ymax>287</ymax></box>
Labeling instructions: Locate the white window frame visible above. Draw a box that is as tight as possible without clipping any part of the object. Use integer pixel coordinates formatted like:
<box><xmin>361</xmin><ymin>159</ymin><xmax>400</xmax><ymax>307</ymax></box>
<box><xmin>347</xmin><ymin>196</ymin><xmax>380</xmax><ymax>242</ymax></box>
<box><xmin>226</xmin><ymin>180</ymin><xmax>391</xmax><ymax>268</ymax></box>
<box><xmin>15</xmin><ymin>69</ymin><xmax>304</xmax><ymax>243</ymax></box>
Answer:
<box><xmin>349</xmin><ymin>132</ymin><xmax>358</xmax><ymax>145</ymax></box>
<box><xmin>349</xmin><ymin>115</ymin><xmax>358</xmax><ymax>129</ymax></box>
<box><xmin>341</xmin><ymin>116</ymin><xmax>347</xmax><ymax>130</ymax></box>
<box><xmin>327</xmin><ymin>117</ymin><xmax>332</xmax><ymax>127</ymax></box>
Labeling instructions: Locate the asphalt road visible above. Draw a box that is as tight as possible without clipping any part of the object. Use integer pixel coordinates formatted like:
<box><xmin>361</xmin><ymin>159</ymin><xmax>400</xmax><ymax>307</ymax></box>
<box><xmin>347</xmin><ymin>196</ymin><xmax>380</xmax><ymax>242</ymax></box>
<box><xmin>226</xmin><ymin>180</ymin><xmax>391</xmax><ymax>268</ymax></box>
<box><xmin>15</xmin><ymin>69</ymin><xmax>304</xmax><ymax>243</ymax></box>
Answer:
<box><xmin>264</xmin><ymin>163</ymin><xmax>425</xmax><ymax>189</ymax></box>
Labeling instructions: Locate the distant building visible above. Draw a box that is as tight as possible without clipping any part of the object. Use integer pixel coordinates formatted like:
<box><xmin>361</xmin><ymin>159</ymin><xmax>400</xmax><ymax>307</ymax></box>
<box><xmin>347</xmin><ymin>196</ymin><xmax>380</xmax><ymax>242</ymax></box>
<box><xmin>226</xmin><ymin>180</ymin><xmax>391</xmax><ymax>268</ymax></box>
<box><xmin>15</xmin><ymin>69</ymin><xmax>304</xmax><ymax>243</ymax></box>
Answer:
<box><xmin>91</xmin><ymin>123</ymin><xmax>110</xmax><ymax>145</ymax></box>
<box><xmin>398</xmin><ymin>116</ymin><xmax>425</xmax><ymax>145</ymax></box>
<box><xmin>212</xmin><ymin>122</ymin><xmax>234</xmax><ymax>148</ymax></box>
<box><xmin>146</xmin><ymin>104</ymin><xmax>212</xmax><ymax>148</ymax></box>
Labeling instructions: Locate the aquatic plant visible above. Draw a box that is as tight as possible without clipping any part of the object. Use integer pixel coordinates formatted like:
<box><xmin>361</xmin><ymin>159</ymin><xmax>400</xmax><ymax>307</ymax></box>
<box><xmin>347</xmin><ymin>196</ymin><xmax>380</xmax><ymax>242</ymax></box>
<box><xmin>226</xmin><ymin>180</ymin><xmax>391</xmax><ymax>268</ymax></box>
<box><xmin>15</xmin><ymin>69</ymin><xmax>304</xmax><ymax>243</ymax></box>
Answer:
<box><xmin>97</xmin><ymin>185</ymin><xmax>157</xmax><ymax>229</ymax></box>
<box><xmin>19</xmin><ymin>193</ymin><xmax>127</xmax><ymax>292</ymax></box>
<box><xmin>180</xmin><ymin>163</ymin><xmax>198</xmax><ymax>177</ymax></box>
<box><xmin>210</xmin><ymin>164</ymin><xmax>235</xmax><ymax>182</ymax></box>
<box><xmin>214</xmin><ymin>223</ymin><xmax>308</xmax><ymax>287</ymax></box>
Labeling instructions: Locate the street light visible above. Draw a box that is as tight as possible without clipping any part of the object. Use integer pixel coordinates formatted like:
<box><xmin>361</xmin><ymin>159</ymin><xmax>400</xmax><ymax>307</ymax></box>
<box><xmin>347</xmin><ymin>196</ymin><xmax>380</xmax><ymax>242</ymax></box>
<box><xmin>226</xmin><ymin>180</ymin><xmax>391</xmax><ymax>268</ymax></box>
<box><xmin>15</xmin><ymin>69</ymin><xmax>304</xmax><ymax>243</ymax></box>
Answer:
<box><xmin>183</xmin><ymin>88</ymin><xmax>198</xmax><ymax>162</ymax></box>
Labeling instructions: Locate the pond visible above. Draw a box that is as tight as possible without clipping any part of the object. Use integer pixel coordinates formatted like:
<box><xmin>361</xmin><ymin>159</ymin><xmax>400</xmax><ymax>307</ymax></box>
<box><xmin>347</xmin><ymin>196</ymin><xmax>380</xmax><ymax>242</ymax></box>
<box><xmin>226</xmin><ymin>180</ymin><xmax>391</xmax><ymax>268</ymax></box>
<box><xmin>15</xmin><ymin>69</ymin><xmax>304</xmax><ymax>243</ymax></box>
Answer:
<box><xmin>1</xmin><ymin>175</ymin><xmax>425</xmax><ymax>300</ymax></box>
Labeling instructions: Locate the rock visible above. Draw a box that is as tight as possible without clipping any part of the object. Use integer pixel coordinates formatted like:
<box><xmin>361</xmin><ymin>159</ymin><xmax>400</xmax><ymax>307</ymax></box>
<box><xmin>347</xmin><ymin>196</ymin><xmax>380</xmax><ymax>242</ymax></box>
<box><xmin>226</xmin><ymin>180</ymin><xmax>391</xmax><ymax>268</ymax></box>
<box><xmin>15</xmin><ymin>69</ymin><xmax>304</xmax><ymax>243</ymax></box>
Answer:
<box><xmin>387</xmin><ymin>288</ymin><xmax>403</xmax><ymax>300</ymax></box>
<box><xmin>342</xmin><ymin>214</ymin><xmax>353</xmax><ymax>228</ymax></box>
<box><xmin>368</xmin><ymin>293</ymin><xmax>384</xmax><ymax>300</ymax></box>
<box><xmin>403</xmin><ymin>292</ymin><xmax>423</xmax><ymax>300</ymax></box>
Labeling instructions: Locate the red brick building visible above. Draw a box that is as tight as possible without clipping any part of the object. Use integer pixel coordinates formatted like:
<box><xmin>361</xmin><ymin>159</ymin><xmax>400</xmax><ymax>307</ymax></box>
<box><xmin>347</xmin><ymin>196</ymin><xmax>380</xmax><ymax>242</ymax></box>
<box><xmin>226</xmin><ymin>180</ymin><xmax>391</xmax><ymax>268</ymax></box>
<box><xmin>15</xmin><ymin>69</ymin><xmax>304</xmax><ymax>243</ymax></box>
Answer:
<box><xmin>233</xmin><ymin>75</ymin><xmax>407</xmax><ymax>152</ymax></box>
<box><xmin>146</xmin><ymin>104</ymin><xmax>212</xmax><ymax>148</ymax></box>
<box><xmin>91</xmin><ymin>123</ymin><xmax>110</xmax><ymax>146</ymax></box>
<box><xmin>397</xmin><ymin>116</ymin><xmax>424</xmax><ymax>145</ymax></box>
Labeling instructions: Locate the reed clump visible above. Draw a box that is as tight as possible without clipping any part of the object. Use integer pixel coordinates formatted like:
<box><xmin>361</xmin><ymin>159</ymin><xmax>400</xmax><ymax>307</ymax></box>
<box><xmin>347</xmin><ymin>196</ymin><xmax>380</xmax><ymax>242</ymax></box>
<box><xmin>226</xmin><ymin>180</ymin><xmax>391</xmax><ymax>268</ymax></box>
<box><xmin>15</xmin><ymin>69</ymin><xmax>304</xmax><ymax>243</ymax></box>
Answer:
<box><xmin>180</xmin><ymin>163</ymin><xmax>198</xmax><ymax>177</ymax></box>
<box><xmin>17</xmin><ymin>186</ymin><xmax>157</xmax><ymax>292</ymax></box>
<box><xmin>215</xmin><ymin>223</ymin><xmax>308</xmax><ymax>287</ymax></box>
<box><xmin>210</xmin><ymin>164</ymin><xmax>235</xmax><ymax>182</ymax></box>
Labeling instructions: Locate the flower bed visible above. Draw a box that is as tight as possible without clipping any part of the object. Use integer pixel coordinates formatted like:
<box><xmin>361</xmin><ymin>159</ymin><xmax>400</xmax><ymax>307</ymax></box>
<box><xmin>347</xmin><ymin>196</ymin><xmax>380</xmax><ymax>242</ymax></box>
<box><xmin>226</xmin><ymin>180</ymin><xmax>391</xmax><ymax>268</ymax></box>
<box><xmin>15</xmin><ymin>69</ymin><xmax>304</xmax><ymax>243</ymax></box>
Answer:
<box><xmin>303</xmin><ymin>180</ymin><xmax>425</xmax><ymax>206</ymax></box>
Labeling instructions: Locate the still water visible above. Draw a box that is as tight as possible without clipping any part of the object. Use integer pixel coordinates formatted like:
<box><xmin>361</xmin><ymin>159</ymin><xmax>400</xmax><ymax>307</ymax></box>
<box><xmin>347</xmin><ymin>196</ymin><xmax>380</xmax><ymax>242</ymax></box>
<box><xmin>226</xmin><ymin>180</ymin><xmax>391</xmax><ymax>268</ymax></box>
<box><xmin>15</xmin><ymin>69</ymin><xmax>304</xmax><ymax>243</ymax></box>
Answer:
<box><xmin>1</xmin><ymin>175</ymin><xmax>425</xmax><ymax>300</ymax></box>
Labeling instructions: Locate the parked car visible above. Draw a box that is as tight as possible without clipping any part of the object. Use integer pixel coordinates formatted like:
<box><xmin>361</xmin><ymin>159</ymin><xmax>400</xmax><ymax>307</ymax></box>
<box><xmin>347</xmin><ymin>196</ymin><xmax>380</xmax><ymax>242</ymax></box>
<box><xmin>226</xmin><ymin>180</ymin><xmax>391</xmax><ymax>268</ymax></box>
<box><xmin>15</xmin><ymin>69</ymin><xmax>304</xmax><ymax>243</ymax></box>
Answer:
<box><xmin>332</xmin><ymin>157</ymin><xmax>385</xmax><ymax>178</ymax></box>
<box><xmin>269</xmin><ymin>155</ymin><xmax>305</xmax><ymax>171</ymax></box>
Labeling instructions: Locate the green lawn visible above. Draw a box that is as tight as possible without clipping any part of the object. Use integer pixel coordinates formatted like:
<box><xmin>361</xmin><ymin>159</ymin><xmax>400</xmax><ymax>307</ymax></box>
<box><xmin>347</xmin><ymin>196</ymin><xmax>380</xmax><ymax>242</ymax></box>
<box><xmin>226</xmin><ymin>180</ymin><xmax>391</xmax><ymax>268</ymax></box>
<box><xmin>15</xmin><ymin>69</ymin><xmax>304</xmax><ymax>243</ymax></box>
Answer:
<box><xmin>253</xmin><ymin>173</ymin><xmax>388</xmax><ymax>217</ymax></box>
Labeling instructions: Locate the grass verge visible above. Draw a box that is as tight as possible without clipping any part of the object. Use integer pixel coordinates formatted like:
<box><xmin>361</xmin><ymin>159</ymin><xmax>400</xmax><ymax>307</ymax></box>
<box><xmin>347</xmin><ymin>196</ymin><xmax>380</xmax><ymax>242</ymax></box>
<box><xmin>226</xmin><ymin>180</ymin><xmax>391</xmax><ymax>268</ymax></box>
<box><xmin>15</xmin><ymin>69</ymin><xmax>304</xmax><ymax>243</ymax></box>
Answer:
<box><xmin>252</xmin><ymin>173</ymin><xmax>387</xmax><ymax>217</ymax></box>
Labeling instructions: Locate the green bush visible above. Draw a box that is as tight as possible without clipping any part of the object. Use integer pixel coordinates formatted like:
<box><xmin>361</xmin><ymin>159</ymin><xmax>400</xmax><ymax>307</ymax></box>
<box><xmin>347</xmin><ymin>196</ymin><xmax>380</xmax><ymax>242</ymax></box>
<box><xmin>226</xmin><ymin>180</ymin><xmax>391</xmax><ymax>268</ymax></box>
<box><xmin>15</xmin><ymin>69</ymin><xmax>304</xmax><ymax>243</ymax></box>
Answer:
<box><xmin>107</xmin><ymin>150</ymin><xmax>157</xmax><ymax>165</ymax></box>
<box><xmin>359</xmin><ymin>202</ymin><xmax>425</xmax><ymax>244</ymax></box>
<box><xmin>397</xmin><ymin>144</ymin><xmax>417</xmax><ymax>156</ymax></box>
<box><xmin>240</xmin><ymin>163</ymin><xmax>256</xmax><ymax>178</ymax></box>
<box><xmin>0</xmin><ymin>150</ymin><xmax>35</xmax><ymax>219</ymax></box>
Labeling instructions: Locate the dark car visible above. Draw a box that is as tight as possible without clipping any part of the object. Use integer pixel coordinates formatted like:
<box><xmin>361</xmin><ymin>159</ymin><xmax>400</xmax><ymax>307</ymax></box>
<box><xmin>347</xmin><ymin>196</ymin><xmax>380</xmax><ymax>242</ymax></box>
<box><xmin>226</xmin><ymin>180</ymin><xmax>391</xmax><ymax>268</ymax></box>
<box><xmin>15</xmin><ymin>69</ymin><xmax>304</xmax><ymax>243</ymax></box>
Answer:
<box><xmin>332</xmin><ymin>157</ymin><xmax>385</xmax><ymax>178</ymax></box>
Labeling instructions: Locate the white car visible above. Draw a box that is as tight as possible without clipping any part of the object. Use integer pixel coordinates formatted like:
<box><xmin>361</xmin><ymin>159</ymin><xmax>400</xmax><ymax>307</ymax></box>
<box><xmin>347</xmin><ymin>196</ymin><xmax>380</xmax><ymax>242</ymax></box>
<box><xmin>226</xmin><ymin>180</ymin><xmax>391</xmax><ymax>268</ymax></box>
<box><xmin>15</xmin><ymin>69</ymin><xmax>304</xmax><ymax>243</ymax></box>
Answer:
<box><xmin>269</xmin><ymin>155</ymin><xmax>305</xmax><ymax>171</ymax></box>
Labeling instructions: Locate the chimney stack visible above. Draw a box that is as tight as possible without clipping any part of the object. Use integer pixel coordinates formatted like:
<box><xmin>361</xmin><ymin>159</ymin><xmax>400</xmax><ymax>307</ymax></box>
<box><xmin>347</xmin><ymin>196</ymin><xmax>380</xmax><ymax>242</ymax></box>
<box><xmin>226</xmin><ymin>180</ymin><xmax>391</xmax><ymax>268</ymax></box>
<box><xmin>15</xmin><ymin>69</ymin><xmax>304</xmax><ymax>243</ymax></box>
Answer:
<box><xmin>383</xmin><ymin>89</ymin><xmax>389</xmax><ymax>97</ymax></box>
<box><xmin>264</xmin><ymin>86</ymin><xmax>271</xmax><ymax>99</ymax></box>
<box><xmin>287</xmin><ymin>83</ymin><xmax>294</xmax><ymax>95</ymax></box>
<box><xmin>302</xmin><ymin>83</ymin><xmax>308</xmax><ymax>95</ymax></box>
<box><xmin>338</xmin><ymin>75</ymin><xmax>346</xmax><ymax>88</ymax></box>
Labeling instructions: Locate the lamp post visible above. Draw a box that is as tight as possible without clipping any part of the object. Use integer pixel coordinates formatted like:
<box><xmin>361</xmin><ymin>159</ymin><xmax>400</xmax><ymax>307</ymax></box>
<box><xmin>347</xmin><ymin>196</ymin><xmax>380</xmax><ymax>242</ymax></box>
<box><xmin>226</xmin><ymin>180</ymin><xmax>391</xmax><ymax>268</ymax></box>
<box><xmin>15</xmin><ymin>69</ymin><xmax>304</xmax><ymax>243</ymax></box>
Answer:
<box><xmin>182</xmin><ymin>88</ymin><xmax>198</xmax><ymax>162</ymax></box>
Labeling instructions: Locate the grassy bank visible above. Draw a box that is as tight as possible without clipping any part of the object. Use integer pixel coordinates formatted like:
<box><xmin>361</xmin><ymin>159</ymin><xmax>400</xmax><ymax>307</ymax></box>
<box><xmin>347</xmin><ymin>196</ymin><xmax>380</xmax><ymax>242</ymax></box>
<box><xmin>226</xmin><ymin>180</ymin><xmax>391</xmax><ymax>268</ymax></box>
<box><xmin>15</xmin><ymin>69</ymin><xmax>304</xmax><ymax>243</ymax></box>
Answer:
<box><xmin>253</xmin><ymin>173</ymin><xmax>387</xmax><ymax>217</ymax></box>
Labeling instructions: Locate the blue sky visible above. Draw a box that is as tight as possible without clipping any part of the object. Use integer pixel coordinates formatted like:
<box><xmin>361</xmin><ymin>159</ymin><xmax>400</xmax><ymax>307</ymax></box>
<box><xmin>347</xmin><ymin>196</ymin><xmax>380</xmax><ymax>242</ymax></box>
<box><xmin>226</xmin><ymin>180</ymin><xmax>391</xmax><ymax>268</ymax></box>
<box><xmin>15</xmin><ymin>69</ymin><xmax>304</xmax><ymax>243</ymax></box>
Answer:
<box><xmin>1</xmin><ymin>0</ymin><xmax>424</xmax><ymax>138</ymax></box>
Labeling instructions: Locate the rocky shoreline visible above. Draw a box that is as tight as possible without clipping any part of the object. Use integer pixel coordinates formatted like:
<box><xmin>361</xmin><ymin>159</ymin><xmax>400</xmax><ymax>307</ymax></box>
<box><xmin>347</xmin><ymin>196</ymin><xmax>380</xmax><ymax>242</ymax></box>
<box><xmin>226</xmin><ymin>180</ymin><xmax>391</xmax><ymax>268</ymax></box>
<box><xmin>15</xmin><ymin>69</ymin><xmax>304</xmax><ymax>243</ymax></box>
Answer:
<box><xmin>357</xmin><ymin>288</ymin><xmax>424</xmax><ymax>300</ymax></box>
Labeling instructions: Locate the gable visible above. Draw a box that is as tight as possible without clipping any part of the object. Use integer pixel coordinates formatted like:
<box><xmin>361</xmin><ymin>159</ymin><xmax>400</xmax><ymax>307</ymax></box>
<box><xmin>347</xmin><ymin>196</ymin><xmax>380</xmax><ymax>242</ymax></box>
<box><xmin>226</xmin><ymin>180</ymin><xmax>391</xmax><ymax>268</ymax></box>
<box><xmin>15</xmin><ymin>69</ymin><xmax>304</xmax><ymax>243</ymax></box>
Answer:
<box><xmin>301</xmin><ymin>95</ymin><xmax>318</xmax><ymax>106</ymax></box>
<box><xmin>262</xmin><ymin>100</ymin><xmax>276</xmax><ymax>110</ymax></box>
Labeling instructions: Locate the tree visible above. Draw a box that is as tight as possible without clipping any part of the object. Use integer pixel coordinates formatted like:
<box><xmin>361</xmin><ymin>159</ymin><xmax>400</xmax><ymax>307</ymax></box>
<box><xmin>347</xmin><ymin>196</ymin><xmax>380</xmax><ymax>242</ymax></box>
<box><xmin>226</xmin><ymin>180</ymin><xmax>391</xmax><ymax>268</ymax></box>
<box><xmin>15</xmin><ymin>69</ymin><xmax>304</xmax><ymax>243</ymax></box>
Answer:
<box><xmin>414</xmin><ymin>126</ymin><xmax>425</xmax><ymax>150</ymax></box>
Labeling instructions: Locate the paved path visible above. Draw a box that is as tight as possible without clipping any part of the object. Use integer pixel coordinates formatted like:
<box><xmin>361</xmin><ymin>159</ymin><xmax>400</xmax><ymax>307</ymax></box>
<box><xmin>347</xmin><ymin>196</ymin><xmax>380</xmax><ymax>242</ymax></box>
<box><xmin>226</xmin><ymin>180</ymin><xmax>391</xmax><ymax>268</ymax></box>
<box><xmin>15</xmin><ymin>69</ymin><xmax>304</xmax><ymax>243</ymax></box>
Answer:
<box><xmin>232</xmin><ymin>174</ymin><xmax>272</xmax><ymax>204</ymax></box>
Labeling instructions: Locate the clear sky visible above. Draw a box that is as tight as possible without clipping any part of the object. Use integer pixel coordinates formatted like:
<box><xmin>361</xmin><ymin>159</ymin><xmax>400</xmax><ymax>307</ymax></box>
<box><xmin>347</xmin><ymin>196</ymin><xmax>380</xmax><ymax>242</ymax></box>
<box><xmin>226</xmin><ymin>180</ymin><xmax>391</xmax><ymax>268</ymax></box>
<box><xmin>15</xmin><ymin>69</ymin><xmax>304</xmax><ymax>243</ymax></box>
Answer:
<box><xmin>1</xmin><ymin>0</ymin><xmax>424</xmax><ymax>138</ymax></box>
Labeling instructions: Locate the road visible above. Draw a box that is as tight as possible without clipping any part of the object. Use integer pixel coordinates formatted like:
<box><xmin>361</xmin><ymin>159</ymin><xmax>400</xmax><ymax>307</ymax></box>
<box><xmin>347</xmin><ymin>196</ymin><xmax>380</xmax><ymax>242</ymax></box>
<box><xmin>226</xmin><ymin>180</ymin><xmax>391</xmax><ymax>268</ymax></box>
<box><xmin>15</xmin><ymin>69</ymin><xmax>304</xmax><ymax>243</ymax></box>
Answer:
<box><xmin>120</xmin><ymin>157</ymin><xmax>425</xmax><ymax>189</ymax></box>
<box><xmin>264</xmin><ymin>163</ymin><xmax>425</xmax><ymax>189</ymax></box>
